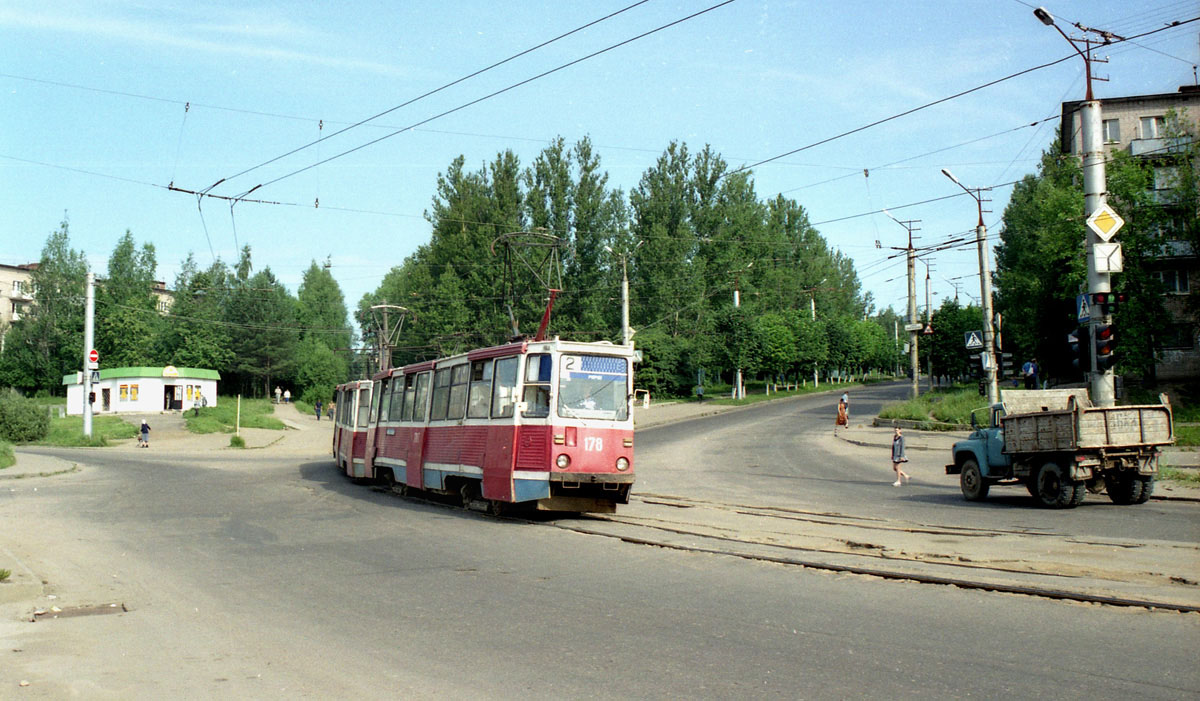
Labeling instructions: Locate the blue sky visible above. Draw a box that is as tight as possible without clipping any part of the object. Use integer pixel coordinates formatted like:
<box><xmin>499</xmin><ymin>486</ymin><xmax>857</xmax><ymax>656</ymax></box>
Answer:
<box><xmin>2</xmin><ymin>0</ymin><xmax>1197</xmax><ymax>327</ymax></box>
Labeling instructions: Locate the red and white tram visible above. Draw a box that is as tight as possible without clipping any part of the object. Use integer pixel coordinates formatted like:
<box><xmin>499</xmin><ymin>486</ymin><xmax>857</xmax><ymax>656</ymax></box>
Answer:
<box><xmin>337</xmin><ymin>338</ymin><xmax>635</xmax><ymax>514</ymax></box>
<box><xmin>332</xmin><ymin>379</ymin><xmax>374</xmax><ymax>478</ymax></box>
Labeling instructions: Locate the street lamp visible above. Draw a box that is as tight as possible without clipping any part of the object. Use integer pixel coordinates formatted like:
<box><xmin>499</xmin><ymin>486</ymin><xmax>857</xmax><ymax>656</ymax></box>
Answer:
<box><xmin>942</xmin><ymin>168</ymin><xmax>999</xmax><ymax>405</ymax></box>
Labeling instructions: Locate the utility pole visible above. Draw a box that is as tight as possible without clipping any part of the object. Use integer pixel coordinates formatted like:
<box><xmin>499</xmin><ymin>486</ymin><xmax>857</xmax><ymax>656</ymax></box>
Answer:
<box><xmin>1034</xmin><ymin>6</ymin><xmax>1118</xmax><ymax>406</ymax></box>
<box><xmin>83</xmin><ymin>272</ymin><xmax>94</xmax><ymax>438</ymax></box>
<box><xmin>370</xmin><ymin>301</ymin><xmax>409</xmax><ymax>374</ymax></box>
<box><xmin>884</xmin><ymin>210</ymin><xmax>921</xmax><ymax>398</ymax></box>
<box><xmin>733</xmin><ymin>286</ymin><xmax>744</xmax><ymax>400</ymax></box>
<box><xmin>942</xmin><ymin>169</ymin><xmax>999</xmax><ymax>405</ymax></box>
<box><xmin>924</xmin><ymin>260</ymin><xmax>934</xmax><ymax>392</ymax></box>
<box><xmin>810</xmin><ymin>294</ymin><xmax>819</xmax><ymax>388</ymax></box>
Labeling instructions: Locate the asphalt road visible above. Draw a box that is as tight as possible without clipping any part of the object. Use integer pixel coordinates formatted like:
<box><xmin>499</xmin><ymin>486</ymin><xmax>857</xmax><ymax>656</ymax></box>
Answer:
<box><xmin>636</xmin><ymin>381</ymin><xmax>1200</xmax><ymax>542</ymax></box>
<box><xmin>2</xmin><ymin>397</ymin><xmax>1197</xmax><ymax>698</ymax></box>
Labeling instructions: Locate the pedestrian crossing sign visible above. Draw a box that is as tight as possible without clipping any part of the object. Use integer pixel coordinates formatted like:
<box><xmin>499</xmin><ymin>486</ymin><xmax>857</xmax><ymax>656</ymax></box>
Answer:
<box><xmin>1077</xmin><ymin>293</ymin><xmax>1091</xmax><ymax>322</ymax></box>
<box><xmin>964</xmin><ymin>330</ymin><xmax>984</xmax><ymax>350</ymax></box>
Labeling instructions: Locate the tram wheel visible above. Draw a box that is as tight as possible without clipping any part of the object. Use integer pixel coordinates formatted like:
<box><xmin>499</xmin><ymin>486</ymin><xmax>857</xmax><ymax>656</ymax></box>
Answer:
<box><xmin>488</xmin><ymin>500</ymin><xmax>505</xmax><ymax>517</ymax></box>
<box><xmin>460</xmin><ymin>482</ymin><xmax>480</xmax><ymax>509</ymax></box>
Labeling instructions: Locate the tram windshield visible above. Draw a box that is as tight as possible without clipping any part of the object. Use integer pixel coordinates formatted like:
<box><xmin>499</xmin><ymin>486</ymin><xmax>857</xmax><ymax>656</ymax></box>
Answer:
<box><xmin>557</xmin><ymin>354</ymin><xmax>629</xmax><ymax>421</ymax></box>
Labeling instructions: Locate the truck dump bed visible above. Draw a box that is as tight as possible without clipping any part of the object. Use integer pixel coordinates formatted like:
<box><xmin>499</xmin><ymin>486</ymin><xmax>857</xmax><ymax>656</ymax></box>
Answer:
<box><xmin>999</xmin><ymin>389</ymin><xmax>1174</xmax><ymax>454</ymax></box>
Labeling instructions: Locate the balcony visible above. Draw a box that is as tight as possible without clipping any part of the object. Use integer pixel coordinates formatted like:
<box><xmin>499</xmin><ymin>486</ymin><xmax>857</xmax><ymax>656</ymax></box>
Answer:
<box><xmin>1130</xmin><ymin>136</ymin><xmax>1192</xmax><ymax>158</ymax></box>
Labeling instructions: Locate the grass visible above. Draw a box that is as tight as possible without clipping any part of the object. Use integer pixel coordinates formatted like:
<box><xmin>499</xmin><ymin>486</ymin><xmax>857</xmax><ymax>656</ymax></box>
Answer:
<box><xmin>35</xmin><ymin>415</ymin><xmax>139</xmax><ymax>447</ymax></box>
<box><xmin>185</xmin><ymin>398</ymin><xmax>286</xmax><ymax>434</ymax></box>
<box><xmin>229</xmin><ymin>434</ymin><xmax>246</xmax><ymax>448</ymax></box>
<box><xmin>0</xmin><ymin>568</ymin><xmax>10</xmax><ymax>583</ymax></box>
<box><xmin>1175</xmin><ymin>424</ymin><xmax>1199</xmax><ymax>447</ymax></box>
<box><xmin>0</xmin><ymin>440</ymin><xmax>13</xmax><ymax>469</ymax></box>
<box><xmin>1160</xmin><ymin>466</ymin><xmax>1200</xmax><ymax>485</ymax></box>
<box><xmin>697</xmin><ymin>378</ymin><xmax>869</xmax><ymax>407</ymax></box>
<box><xmin>878</xmin><ymin>386</ymin><xmax>985</xmax><ymax>428</ymax></box>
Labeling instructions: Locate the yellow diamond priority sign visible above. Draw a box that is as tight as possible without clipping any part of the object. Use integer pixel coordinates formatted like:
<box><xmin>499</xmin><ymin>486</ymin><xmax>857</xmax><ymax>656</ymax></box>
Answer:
<box><xmin>1086</xmin><ymin>204</ymin><xmax>1124</xmax><ymax>242</ymax></box>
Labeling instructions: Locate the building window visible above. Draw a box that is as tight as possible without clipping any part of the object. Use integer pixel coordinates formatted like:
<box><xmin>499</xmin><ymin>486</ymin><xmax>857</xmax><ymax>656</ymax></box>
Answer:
<box><xmin>1154</xmin><ymin>269</ymin><xmax>1189</xmax><ymax>294</ymax></box>
<box><xmin>1159</xmin><ymin>324</ymin><xmax>1196</xmax><ymax>351</ymax></box>
<box><xmin>12</xmin><ymin>280</ymin><xmax>24</xmax><ymax>295</ymax></box>
<box><xmin>1102</xmin><ymin>119</ymin><xmax>1120</xmax><ymax>143</ymax></box>
<box><xmin>157</xmin><ymin>299</ymin><xmax>170</xmax><ymax>313</ymax></box>
<box><xmin>1140</xmin><ymin>115</ymin><xmax>1166</xmax><ymax>140</ymax></box>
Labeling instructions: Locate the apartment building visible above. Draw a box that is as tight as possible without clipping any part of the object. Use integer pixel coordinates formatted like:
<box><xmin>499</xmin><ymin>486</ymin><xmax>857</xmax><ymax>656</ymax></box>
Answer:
<box><xmin>1061</xmin><ymin>85</ymin><xmax>1200</xmax><ymax>381</ymax></box>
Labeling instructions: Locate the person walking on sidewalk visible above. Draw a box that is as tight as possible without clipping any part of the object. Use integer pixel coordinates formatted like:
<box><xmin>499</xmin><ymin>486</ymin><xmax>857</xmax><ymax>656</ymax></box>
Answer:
<box><xmin>891</xmin><ymin>427</ymin><xmax>910</xmax><ymax>486</ymax></box>
<box><xmin>315</xmin><ymin>399</ymin><xmax>323</xmax><ymax>421</ymax></box>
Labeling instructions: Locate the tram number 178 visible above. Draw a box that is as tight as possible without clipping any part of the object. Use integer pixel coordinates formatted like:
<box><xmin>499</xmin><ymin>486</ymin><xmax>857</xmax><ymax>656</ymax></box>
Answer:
<box><xmin>584</xmin><ymin>436</ymin><xmax>604</xmax><ymax>452</ymax></box>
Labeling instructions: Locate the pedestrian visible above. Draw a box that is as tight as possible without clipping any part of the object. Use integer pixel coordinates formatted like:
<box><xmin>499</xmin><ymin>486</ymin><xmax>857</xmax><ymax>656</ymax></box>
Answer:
<box><xmin>193</xmin><ymin>393</ymin><xmax>202</xmax><ymax>417</ymax></box>
<box><xmin>139</xmin><ymin>419</ymin><xmax>151</xmax><ymax>448</ymax></box>
<box><xmin>326</xmin><ymin>402</ymin><xmax>334</xmax><ymax>420</ymax></box>
<box><xmin>891</xmin><ymin>426</ymin><xmax>910</xmax><ymax>486</ymax></box>
<box><xmin>834</xmin><ymin>398</ymin><xmax>848</xmax><ymax>435</ymax></box>
<box><xmin>275</xmin><ymin>385</ymin><xmax>282</xmax><ymax>404</ymax></box>
<box><xmin>283</xmin><ymin>389</ymin><xmax>291</xmax><ymax>404</ymax></box>
<box><xmin>1022</xmin><ymin>358</ymin><xmax>1041</xmax><ymax>390</ymax></box>
<box><xmin>841</xmin><ymin>391</ymin><xmax>850</xmax><ymax>421</ymax></box>
<box><xmin>315</xmin><ymin>399</ymin><xmax>323</xmax><ymax>421</ymax></box>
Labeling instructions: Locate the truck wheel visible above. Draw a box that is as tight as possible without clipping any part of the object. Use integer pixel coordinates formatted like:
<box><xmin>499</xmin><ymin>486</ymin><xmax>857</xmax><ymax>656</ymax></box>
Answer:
<box><xmin>1133</xmin><ymin>476</ymin><xmax>1154</xmax><ymax>504</ymax></box>
<box><xmin>1105</xmin><ymin>472</ymin><xmax>1142</xmax><ymax>505</ymax></box>
<box><xmin>1033</xmin><ymin>461</ymin><xmax>1080</xmax><ymax>509</ymax></box>
<box><xmin>959</xmin><ymin>459</ymin><xmax>989</xmax><ymax>501</ymax></box>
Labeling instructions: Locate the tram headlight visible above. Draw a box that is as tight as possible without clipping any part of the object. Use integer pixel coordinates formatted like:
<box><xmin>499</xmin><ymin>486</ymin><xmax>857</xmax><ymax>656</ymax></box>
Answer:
<box><xmin>616</xmin><ymin>457</ymin><xmax>629</xmax><ymax>471</ymax></box>
<box><xmin>556</xmin><ymin>454</ymin><xmax>571</xmax><ymax>469</ymax></box>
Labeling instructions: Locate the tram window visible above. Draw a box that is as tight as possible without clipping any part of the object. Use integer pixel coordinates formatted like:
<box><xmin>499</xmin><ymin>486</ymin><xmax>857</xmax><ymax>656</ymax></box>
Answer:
<box><xmin>412</xmin><ymin>372</ymin><xmax>431</xmax><ymax>422</ymax></box>
<box><xmin>447</xmin><ymin>364</ymin><xmax>469</xmax><ymax>420</ymax></box>
<box><xmin>522</xmin><ymin>353</ymin><xmax>551</xmax><ymax>418</ymax></box>
<box><xmin>558</xmin><ymin>354</ymin><xmax>629</xmax><ymax>421</ymax></box>
<box><xmin>376</xmin><ymin>379</ymin><xmax>391</xmax><ymax>424</ymax></box>
<box><xmin>467</xmin><ymin>359</ymin><xmax>493</xmax><ymax>419</ymax></box>
<box><xmin>401</xmin><ymin>374</ymin><xmax>416</xmax><ymax>422</ymax></box>
<box><xmin>492</xmin><ymin>356</ymin><xmax>518</xmax><ymax>418</ymax></box>
<box><xmin>389</xmin><ymin>377</ymin><xmax>405</xmax><ymax>421</ymax></box>
<box><xmin>356</xmin><ymin>387</ymin><xmax>371</xmax><ymax>428</ymax></box>
<box><xmin>431</xmin><ymin>368</ymin><xmax>451</xmax><ymax>421</ymax></box>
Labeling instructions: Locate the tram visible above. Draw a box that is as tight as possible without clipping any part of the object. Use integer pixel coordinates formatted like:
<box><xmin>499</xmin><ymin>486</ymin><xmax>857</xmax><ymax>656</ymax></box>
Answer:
<box><xmin>332</xmin><ymin>379</ymin><xmax>374</xmax><ymax>479</ymax></box>
<box><xmin>333</xmin><ymin>338</ymin><xmax>635</xmax><ymax>514</ymax></box>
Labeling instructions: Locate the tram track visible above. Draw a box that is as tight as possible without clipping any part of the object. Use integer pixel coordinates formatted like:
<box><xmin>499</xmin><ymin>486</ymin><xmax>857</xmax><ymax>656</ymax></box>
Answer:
<box><xmin>369</xmin><ymin>483</ymin><xmax>1200</xmax><ymax>613</ymax></box>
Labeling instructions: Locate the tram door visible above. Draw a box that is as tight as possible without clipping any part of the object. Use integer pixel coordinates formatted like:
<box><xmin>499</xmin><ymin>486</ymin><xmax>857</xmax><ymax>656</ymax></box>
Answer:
<box><xmin>363</xmin><ymin>378</ymin><xmax>386</xmax><ymax>480</ymax></box>
<box><xmin>405</xmin><ymin>371</ymin><xmax>431</xmax><ymax>490</ymax></box>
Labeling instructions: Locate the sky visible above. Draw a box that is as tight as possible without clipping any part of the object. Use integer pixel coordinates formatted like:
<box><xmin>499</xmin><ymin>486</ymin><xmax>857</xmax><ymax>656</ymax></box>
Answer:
<box><xmin>2</xmin><ymin>0</ymin><xmax>1198</xmax><ymax>331</ymax></box>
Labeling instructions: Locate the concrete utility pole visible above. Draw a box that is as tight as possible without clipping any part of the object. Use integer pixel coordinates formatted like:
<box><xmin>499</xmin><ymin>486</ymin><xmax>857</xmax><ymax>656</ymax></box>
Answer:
<box><xmin>810</xmin><ymin>293</ymin><xmax>819</xmax><ymax>388</ymax></box>
<box><xmin>733</xmin><ymin>286</ymin><xmax>744</xmax><ymax>400</ymax></box>
<box><xmin>83</xmin><ymin>272</ymin><xmax>94</xmax><ymax>438</ymax></box>
<box><xmin>604</xmin><ymin>243</ymin><xmax>640</xmax><ymax>346</ymax></box>
<box><xmin>884</xmin><ymin>210</ymin><xmax>921</xmax><ymax>398</ymax></box>
<box><xmin>942</xmin><ymin>169</ymin><xmax>999</xmax><ymax>405</ymax></box>
<box><xmin>1034</xmin><ymin>6</ymin><xmax>1117</xmax><ymax>407</ymax></box>
<box><xmin>924</xmin><ymin>260</ymin><xmax>934</xmax><ymax>392</ymax></box>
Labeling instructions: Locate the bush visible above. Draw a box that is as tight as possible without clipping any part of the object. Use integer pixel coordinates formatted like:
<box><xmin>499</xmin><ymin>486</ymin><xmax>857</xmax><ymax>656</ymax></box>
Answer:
<box><xmin>0</xmin><ymin>440</ymin><xmax>13</xmax><ymax>470</ymax></box>
<box><xmin>229</xmin><ymin>434</ymin><xmax>246</xmax><ymax>448</ymax></box>
<box><xmin>0</xmin><ymin>389</ymin><xmax>50</xmax><ymax>443</ymax></box>
<box><xmin>300</xmin><ymin>385</ymin><xmax>330</xmax><ymax>406</ymax></box>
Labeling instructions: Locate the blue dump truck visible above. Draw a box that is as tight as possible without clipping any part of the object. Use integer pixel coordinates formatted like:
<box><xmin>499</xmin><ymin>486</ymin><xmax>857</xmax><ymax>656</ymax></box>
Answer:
<box><xmin>946</xmin><ymin>389</ymin><xmax>1174</xmax><ymax>509</ymax></box>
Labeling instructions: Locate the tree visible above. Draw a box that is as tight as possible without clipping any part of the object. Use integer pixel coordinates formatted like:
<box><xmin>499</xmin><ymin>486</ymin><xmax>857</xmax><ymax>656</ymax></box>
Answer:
<box><xmin>0</xmin><ymin>218</ymin><xmax>88</xmax><ymax>394</ymax></box>
<box><xmin>159</xmin><ymin>255</ymin><xmax>236</xmax><ymax>370</ymax></box>
<box><xmin>225</xmin><ymin>254</ymin><xmax>299</xmax><ymax>397</ymax></box>
<box><xmin>95</xmin><ymin>230</ymin><xmax>161</xmax><ymax>367</ymax></box>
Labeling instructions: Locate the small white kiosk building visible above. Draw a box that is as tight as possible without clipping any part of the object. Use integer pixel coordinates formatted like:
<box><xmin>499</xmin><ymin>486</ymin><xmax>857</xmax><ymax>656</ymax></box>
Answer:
<box><xmin>63</xmin><ymin>366</ymin><xmax>220</xmax><ymax>415</ymax></box>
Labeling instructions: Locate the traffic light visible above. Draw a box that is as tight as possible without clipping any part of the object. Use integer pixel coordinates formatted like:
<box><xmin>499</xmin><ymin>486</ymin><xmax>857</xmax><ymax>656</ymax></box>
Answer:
<box><xmin>1090</xmin><ymin>292</ymin><xmax>1128</xmax><ymax>316</ymax></box>
<box><xmin>1069</xmin><ymin>326</ymin><xmax>1091</xmax><ymax>373</ymax></box>
<box><xmin>1094</xmin><ymin>323</ymin><xmax>1116</xmax><ymax>371</ymax></box>
<box><xmin>88</xmin><ymin>391</ymin><xmax>96</xmax><ymax>404</ymax></box>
